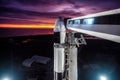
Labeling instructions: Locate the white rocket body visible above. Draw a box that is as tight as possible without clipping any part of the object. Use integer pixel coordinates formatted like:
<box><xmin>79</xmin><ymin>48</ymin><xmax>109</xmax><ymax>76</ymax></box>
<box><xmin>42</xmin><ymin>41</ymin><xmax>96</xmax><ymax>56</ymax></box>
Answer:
<box><xmin>69</xmin><ymin>47</ymin><xmax>78</xmax><ymax>80</ymax></box>
<box><xmin>54</xmin><ymin>17</ymin><xmax>78</xmax><ymax>80</ymax></box>
<box><xmin>54</xmin><ymin>17</ymin><xmax>66</xmax><ymax>80</ymax></box>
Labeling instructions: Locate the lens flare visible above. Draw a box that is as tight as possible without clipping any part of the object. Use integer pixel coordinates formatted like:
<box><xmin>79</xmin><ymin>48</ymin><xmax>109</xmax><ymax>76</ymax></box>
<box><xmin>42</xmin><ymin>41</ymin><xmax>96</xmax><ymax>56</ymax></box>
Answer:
<box><xmin>2</xmin><ymin>76</ymin><xmax>11</xmax><ymax>80</ymax></box>
<box><xmin>100</xmin><ymin>75</ymin><xmax>107</xmax><ymax>80</ymax></box>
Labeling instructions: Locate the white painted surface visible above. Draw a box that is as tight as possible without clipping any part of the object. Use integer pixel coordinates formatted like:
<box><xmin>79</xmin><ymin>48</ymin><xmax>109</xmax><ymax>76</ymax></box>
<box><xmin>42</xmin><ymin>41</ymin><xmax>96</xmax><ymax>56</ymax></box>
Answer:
<box><xmin>60</xmin><ymin>31</ymin><xmax>66</xmax><ymax>44</ymax></box>
<box><xmin>54</xmin><ymin>18</ymin><xmax>66</xmax><ymax>32</ymax></box>
<box><xmin>69</xmin><ymin>47</ymin><xmax>78</xmax><ymax>80</ymax></box>
<box><xmin>54</xmin><ymin>17</ymin><xmax>66</xmax><ymax>44</ymax></box>
<box><xmin>54</xmin><ymin>47</ymin><xmax>65</xmax><ymax>72</ymax></box>
<box><xmin>68</xmin><ymin>27</ymin><xmax>120</xmax><ymax>43</ymax></box>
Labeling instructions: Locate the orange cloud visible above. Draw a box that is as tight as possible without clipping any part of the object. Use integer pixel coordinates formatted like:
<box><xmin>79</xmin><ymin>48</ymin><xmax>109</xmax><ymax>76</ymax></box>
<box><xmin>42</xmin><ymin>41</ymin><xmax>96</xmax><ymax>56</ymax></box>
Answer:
<box><xmin>0</xmin><ymin>23</ymin><xmax>54</xmax><ymax>29</ymax></box>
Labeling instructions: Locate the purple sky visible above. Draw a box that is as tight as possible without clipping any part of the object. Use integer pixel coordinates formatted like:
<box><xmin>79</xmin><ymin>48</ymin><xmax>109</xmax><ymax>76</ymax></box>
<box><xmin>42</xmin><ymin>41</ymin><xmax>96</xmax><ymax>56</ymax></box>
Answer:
<box><xmin>0</xmin><ymin>0</ymin><xmax>120</xmax><ymax>36</ymax></box>
<box><xmin>0</xmin><ymin>0</ymin><xmax>120</xmax><ymax>25</ymax></box>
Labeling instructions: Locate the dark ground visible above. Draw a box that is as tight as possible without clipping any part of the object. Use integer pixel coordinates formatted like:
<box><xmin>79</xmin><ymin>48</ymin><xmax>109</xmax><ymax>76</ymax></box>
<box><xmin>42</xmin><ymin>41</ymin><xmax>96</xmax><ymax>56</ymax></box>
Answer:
<box><xmin>0</xmin><ymin>34</ymin><xmax>120</xmax><ymax>80</ymax></box>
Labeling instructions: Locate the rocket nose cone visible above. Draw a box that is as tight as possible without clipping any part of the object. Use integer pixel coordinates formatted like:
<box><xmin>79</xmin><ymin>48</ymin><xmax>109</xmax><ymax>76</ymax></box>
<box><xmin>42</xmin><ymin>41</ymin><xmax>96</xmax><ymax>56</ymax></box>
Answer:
<box><xmin>54</xmin><ymin>17</ymin><xmax>66</xmax><ymax>32</ymax></box>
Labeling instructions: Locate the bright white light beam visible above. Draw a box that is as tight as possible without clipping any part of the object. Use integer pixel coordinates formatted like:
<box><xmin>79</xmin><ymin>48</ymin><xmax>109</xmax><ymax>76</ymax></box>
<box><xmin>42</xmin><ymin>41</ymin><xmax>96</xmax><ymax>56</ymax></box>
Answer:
<box><xmin>100</xmin><ymin>75</ymin><xmax>107</xmax><ymax>80</ymax></box>
<box><xmin>83</xmin><ymin>18</ymin><xmax>95</xmax><ymax>24</ymax></box>
<box><xmin>2</xmin><ymin>76</ymin><xmax>11</xmax><ymax>80</ymax></box>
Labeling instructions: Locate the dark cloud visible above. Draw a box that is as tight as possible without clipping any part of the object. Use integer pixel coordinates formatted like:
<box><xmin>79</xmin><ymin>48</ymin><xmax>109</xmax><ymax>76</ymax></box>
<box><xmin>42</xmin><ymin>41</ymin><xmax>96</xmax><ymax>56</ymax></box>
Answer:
<box><xmin>0</xmin><ymin>6</ymin><xmax>72</xmax><ymax>18</ymax></box>
<box><xmin>0</xmin><ymin>6</ymin><xmax>55</xmax><ymax>21</ymax></box>
<box><xmin>0</xmin><ymin>6</ymin><xmax>83</xmax><ymax>24</ymax></box>
<box><xmin>0</xmin><ymin>0</ymin><xmax>14</xmax><ymax>6</ymax></box>
<box><xmin>1</xmin><ymin>0</ymin><xmax>120</xmax><ymax>7</ymax></box>
<box><xmin>0</xmin><ymin>0</ymin><xmax>120</xmax><ymax>25</ymax></box>
<box><xmin>15</xmin><ymin>0</ymin><xmax>64</xmax><ymax>5</ymax></box>
<box><xmin>0</xmin><ymin>6</ymin><xmax>55</xmax><ymax>24</ymax></box>
<box><xmin>16</xmin><ymin>0</ymin><xmax>50</xmax><ymax>5</ymax></box>
<box><xmin>0</xmin><ymin>18</ymin><xmax>54</xmax><ymax>24</ymax></box>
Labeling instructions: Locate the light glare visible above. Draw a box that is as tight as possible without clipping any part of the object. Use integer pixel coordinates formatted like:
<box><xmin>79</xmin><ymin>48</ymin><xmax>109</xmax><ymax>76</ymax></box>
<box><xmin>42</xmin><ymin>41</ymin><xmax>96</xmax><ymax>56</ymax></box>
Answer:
<box><xmin>100</xmin><ymin>76</ymin><xmax>107</xmax><ymax>80</ymax></box>
<box><xmin>2</xmin><ymin>77</ymin><xmax>11</xmax><ymax>80</ymax></box>
<box><xmin>84</xmin><ymin>18</ymin><xmax>94</xmax><ymax>24</ymax></box>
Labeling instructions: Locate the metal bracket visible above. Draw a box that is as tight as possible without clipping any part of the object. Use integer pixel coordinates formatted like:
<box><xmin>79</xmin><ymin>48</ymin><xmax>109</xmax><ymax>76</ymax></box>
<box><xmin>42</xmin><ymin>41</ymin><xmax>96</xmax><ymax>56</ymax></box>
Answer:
<box><xmin>75</xmin><ymin>34</ymin><xmax>87</xmax><ymax>47</ymax></box>
<box><xmin>67</xmin><ymin>32</ymin><xmax>87</xmax><ymax>47</ymax></box>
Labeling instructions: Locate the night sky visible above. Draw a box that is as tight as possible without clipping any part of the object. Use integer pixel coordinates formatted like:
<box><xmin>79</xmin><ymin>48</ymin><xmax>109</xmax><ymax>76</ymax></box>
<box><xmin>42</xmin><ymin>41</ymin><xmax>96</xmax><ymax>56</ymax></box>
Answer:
<box><xmin>0</xmin><ymin>0</ymin><xmax>120</xmax><ymax>36</ymax></box>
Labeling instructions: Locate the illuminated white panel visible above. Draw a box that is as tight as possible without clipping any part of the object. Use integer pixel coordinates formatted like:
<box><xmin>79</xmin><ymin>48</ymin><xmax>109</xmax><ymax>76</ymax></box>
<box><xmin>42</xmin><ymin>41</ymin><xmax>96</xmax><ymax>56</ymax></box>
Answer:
<box><xmin>68</xmin><ymin>27</ymin><xmax>120</xmax><ymax>43</ymax></box>
<box><xmin>54</xmin><ymin>47</ymin><xmax>65</xmax><ymax>72</ymax></box>
<box><xmin>83</xmin><ymin>18</ymin><xmax>95</xmax><ymax>24</ymax></box>
<box><xmin>74</xmin><ymin>20</ymin><xmax>81</xmax><ymax>24</ymax></box>
<box><xmin>69</xmin><ymin>47</ymin><xmax>78</xmax><ymax>80</ymax></box>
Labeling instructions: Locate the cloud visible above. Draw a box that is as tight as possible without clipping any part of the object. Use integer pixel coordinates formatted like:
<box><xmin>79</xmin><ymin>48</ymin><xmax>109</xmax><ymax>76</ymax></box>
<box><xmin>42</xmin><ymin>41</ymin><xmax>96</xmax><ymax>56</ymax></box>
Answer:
<box><xmin>0</xmin><ymin>0</ymin><xmax>13</xmax><ymax>6</ymax></box>
<box><xmin>16</xmin><ymin>0</ymin><xmax>55</xmax><ymax>5</ymax></box>
<box><xmin>0</xmin><ymin>6</ymin><xmax>57</xmax><ymax>24</ymax></box>
<box><xmin>0</xmin><ymin>18</ymin><xmax>54</xmax><ymax>24</ymax></box>
<box><xmin>0</xmin><ymin>6</ymin><xmax>82</xmax><ymax>24</ymax></box>
<box><xmin>0</xmin><ymin>0</ymin><xmax>120</xmax><ymax>26</ymax></box>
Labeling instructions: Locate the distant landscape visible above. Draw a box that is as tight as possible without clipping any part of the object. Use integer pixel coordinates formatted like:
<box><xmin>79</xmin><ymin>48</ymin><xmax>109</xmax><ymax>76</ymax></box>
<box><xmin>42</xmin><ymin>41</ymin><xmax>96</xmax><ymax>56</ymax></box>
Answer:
<box><xmin>0</xmin><ymin>28</ymin><xmax>53</xmax><ymax>37</ymax></box>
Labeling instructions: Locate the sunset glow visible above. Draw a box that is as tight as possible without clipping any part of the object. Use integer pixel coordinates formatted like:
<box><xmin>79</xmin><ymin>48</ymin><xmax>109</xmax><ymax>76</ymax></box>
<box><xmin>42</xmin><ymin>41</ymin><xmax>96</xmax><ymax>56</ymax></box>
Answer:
<box><xmin>0</xmin><ymin>0</ymin><xmax>120</xmax><ymax>36</ymax></box>
<box><xmin>0</xmin><ymin>24</ymin><xmax>54</xmax><ymax>29</ymax></box>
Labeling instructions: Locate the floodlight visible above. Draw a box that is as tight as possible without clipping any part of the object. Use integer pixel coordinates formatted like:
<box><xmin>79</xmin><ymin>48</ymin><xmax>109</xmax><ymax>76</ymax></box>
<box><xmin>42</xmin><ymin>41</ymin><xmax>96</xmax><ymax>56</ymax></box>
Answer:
<box><xmin>100</xmin><ymin>75</ymin><xmax>107</xmax><ymax>80</ymax></box>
